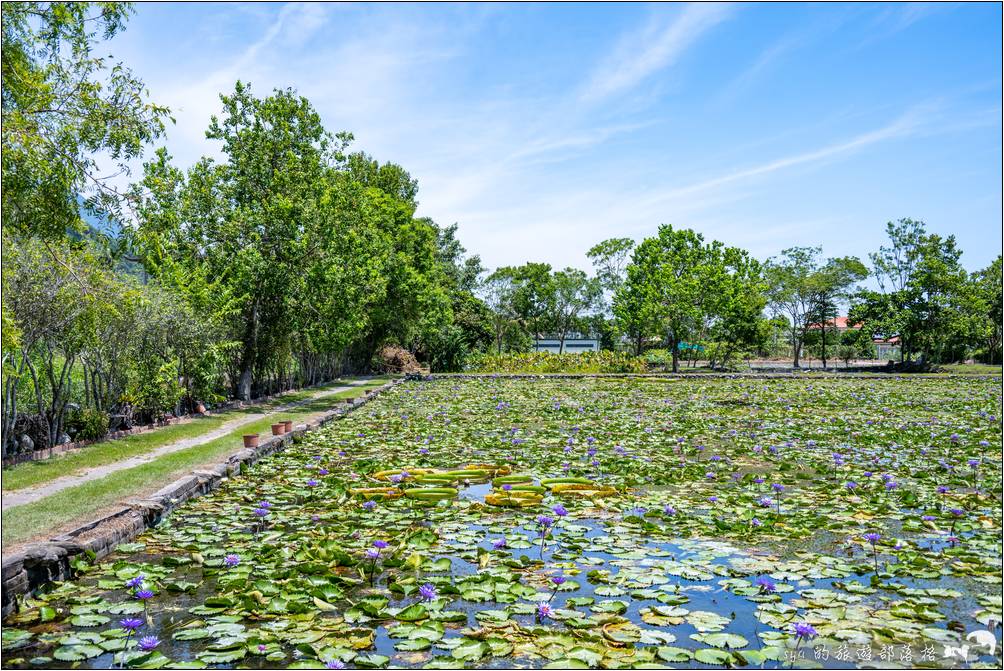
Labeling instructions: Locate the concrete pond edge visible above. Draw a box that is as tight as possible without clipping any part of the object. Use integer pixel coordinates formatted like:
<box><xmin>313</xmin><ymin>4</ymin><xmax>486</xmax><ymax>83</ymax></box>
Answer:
<box><xmin>1</xmin><ymin>378</ymin><xmax>403</xmax><ymax>618</ymax></box>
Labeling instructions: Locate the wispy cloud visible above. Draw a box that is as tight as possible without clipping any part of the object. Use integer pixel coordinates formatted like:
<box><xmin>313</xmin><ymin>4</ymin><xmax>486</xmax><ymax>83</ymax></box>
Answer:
<box><xmin>580</xmin><ymin>3</ymin><xmax>733</xmax><ymax>103</ymax></box>
<box><xmin>638</xmin><ymin>106</ymin><xmax>933</xmax><ymax>208</ymax></box>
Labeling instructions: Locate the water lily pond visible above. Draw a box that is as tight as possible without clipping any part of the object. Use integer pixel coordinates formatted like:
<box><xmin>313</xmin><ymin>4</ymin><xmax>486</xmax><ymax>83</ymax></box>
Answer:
<box><xmin>3</xmin><ymin>375</ymin><xmax>1002</xmax><ymax>669</ymax></box>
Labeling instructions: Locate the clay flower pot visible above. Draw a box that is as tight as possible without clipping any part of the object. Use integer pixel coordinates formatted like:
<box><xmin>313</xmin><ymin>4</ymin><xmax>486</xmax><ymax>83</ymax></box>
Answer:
<box><xmin>271</xmin><ymin>423</ymin><xmax>285</xmax><ymax>436</ymax></box>
<box><xmin>282</xmin><ymin>420</ymin><xmax>293</xmax><ymax>432</ymax></box>
<box><xmin>196</xmin><ymin>402</ymin><xmax>206</xmax><ymax>414</ymax></box>
<box><xmin>242</xmin><ymin>434</ymin><xmax>259</xmax><ymax>448</ymax></box>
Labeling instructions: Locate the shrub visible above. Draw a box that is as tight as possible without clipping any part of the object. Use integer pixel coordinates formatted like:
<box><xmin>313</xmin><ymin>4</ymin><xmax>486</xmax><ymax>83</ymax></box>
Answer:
<box><xmin>65</xmin><ymin>407</ymin><xmax>109</xmax><ymax>441</ymax></box>
<box><xmin>466</xmin><ymin>351</ymin><xmax>647</xmax><ymax>374</ymax></box>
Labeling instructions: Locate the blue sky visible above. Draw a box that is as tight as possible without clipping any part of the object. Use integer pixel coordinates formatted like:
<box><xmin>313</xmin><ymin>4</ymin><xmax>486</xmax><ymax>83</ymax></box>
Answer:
<box><xmin>111</xmin><ymin>2</ymin><xmax>1002</xmax><ymax>273</ymax></box>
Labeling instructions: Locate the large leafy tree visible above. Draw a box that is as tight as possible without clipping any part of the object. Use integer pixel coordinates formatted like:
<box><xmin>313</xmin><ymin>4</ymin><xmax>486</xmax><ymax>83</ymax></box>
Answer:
<box><xmin>806</xmin><ymin>257</ymin><xmax>868</xmax><ymax>368</ymax></box>
<box><xmin>550</xmin><ymin>268</ymin><xmax>602</xmax><ymax>353</ymax></box>
<box><xmin>1</xmin><ymin>2</ymin><xmax>169</xmax><ymax>240</ymax></box>
<box><xmin>967</xmin><ymin>256</ymin><xmax>1003</xmax><ymax>364</ymax></box>
<box><xmin>587</xmin><ymin>237</ymin><xmax>635</xmax><ymax>296</ymax></box>
<box><xmin>852</xmin><ymin>219</ymin><xmax>970</xmax><ymax>364</ymax></box>
<box><xmin>510</xmin><ymin>263</ymin><xmax>555</xmax><ymax>348</ymax></box>
<box><xmin>708</xmin><ymin>246</ymin><xmax>769</xmax><ymax>367</ymax></box>
<box><xmin>618</xmin><ymin>225</ymin><xmax>731</xmax><ymax>372</ymax></box>
<box><xmin>481</xmin><ymin>267</ymin><xmax>520</xmax><ymax>354</ymax></box>
<box><xmin>135</xmin><ymin>82</ymin><xmax>338</xmax><ymax>398</ymax></box>
<box><xmin>764</xmin><ymin>247</ymin><xmax>864</xmax><ymax>368</ymax></box>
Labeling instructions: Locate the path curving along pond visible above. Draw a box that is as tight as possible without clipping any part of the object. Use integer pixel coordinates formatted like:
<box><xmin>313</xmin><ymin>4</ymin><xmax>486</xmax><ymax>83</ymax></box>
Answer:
<box><xmin>2</xmin><ymin>376</ymin><xmax>1001</xmax><ymax>669</ymax></box>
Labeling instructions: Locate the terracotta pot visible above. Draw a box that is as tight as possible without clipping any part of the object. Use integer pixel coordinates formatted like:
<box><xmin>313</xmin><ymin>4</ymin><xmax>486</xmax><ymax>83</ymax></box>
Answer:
<box><xmin>282</xmin><ymin>420</ymin><xmax>293</xmax><ymax>432</ymax></box>
<box><xmin>271</xmin><ymin>423</ymin><xmax>285</xmax><ymax>436</ymax></box>
<box><xmin>242</xmin><ymin>434</ymin><xmax>259</xmax><ymax>448</ymax></box>
<box><xmin>196</xmin><ymin>403</ymin><xmax>206</xmax><ymax>414</ymax></box>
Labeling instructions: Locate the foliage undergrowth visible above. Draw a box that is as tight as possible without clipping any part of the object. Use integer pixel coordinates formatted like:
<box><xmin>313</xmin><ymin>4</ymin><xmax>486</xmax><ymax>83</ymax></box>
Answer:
<box><xmin>466</xmin><ymin>351</ymin><xmax>647</xmax><ymax>374</ymax></box>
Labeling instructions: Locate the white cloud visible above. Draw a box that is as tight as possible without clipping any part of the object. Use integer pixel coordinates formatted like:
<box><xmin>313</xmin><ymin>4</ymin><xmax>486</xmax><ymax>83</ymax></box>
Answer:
<box><xmin>580</xmin><ymin>3</ymin><xmax>733</xmax><ymax>103</ymax></box>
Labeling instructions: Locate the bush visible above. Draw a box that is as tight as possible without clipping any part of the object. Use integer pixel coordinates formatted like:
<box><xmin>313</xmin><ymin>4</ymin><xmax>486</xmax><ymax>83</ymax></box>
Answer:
<box><xmin>466</xmin><ymin>351</ymin><xmax>647</xmax><ymax>374</ymax></box>
<box><xmin>65</xmin><ymin>407</ymin><xmax>109</xmax><ymax>441</ymax></box>
<box><xmin>130</xmin><ymin>360</ymin><xmax>184</xmax><ymax>421</ymax></box>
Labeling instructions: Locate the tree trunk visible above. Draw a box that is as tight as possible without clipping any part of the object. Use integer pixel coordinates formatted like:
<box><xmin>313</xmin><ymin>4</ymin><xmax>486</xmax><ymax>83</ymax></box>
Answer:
<box><xmin>820</xmin><ymin>323</ymin><xmax>827</xmax><ymax>369</ymax></box>
<box><xmin>635</xmin><ymin>333</ymin><xmax>643</xmax><ymax>356</ymax></box>
<box><xmin>670</xmin><ymin>337</ymin><xmax>680</xmax><ymax>373</ymax></box>
<box><xmin>237</xmin><ymin>299</ymin><xmax>260</xmax><ymax>401</ymax></box>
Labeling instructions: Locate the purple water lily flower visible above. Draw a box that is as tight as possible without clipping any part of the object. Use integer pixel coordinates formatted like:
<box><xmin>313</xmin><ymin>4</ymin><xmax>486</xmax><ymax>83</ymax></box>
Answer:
<box><xmin>137</xmin><ymin>636</ymin><xmax>160</xmax><ymax>652</ymax></box>
<box><xmin>362</xmin><ymin>500</ymin><xmax>377</xmax><ymax>511</ymax></box>
<box><xmin>419</xmin><ymin>583</ymin><xmax>438</xmax><ymax>601</ymax></box>
<box><xmin>492</xmin><ymin>537</ymin><xmax>507</xmax><ymax>549</ymax></box>
<box><xmin>325</xmin><ymin>660</ymin><xmax>346</xmax><ymax>670</ymax></box>
<box><xmin>755</xmin><ymin>576</ymin><xmax>777</xmax><ymax>593</ymax></box>
<box><xmin>364</xmin><ymin>548</ymin><xmax>381</xmax><ymax>560</ymax></box>
<box><xmin>536</xmin><ymin>602</ymin><xmax>553</xmax><ymax>619</ymax></box>
<box><xmin>552</xmin><ymin>504</ymin><xmax>568</xmax><ymax>517</ymax></box>
<box><xmin>373</xmin><ymin>540</ymin><xmax>388</xmax><ymax>549</ymax></box>
<box><xmin>792</xmin><ymin>622</ymin><xmax>818</xmax><ymax>639</ymax></box>
<box><xmin>223</xmin><ymin>554</ymin><xmax>240</xmax><ymax>568</ymax></box>
<box><xmin>120</xmin><ymin>618</ymin><xmax>144</xmax><ymax>631</ymax></box>
<box><xmin>125</xmin><ymin>575</ymin><xmax>145</xmax><ymax>589</ymax></box>
<box><xmin>135</xmin><ymin>589</ymin><xmax>154</xmax><ymax>600</ymax></box>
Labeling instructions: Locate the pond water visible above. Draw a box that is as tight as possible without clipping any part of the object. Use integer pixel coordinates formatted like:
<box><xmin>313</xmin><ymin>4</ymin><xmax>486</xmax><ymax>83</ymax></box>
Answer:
<box><xmin>3</xmin><ymin>376</ymin><xmax>1001</xmax><ymax>669</ymax></box>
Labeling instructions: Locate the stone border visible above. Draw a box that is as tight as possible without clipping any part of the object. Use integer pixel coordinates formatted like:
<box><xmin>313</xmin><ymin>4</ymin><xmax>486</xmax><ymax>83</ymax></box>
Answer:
<box><xmin>1</xmin><ymin>379</ymin><xmax>401</xmax><ymax>619</ymax></box>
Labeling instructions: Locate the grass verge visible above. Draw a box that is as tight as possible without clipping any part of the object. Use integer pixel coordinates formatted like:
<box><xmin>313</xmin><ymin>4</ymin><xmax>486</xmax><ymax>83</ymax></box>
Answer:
<box><xmin>1</xmin><ymin>378</ymin><xmax>384</xmax><ymax>492</ymax></box>
<box><xmin>1</xmin><ymin>385</ymin><xmax>386</xmax><ymax>547</ymax></box>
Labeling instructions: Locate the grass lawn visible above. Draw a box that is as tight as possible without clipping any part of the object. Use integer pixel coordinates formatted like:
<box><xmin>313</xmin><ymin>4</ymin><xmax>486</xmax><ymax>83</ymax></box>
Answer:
<box><xmin>1</xmin><ymin>378</ymin><xmax>386</xmax><ymax>492</ymax></box>
<box><xmin>935</xmin><ymin>362</ymin><xmax>1003</xmax><ymax>375</ymax></box>
<box><xmin>1</xmin><ymin>384</ymin><xmax>389</xmax><ymax>546</ymax></box>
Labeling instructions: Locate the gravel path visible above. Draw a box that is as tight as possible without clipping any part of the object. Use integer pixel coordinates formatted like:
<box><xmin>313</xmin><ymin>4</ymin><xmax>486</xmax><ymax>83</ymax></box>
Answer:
<box><xmin>1</xmin><ymin>382</ymin><xmax>368</xmax><ymax>511</ymax></box>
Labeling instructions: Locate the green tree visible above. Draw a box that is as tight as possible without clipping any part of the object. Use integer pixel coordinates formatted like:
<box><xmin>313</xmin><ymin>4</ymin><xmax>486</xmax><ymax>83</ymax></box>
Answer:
<box><xmin>852</xmin><ymin>219</ymin><xmax>969</xmax><ymax>364</ymax></box>
<box><xmin>481</xmin><ymin>267</ymin><xmax>519</xmax><ymax>354</ymax></box>
<box><xmin>1</xmin><ymin>2</ymin><xmax>170</xmax><ymax>240</ymax></box>
<box><xmin>967</xmin><ymin>256</ymin><xmax>1002</xmax><ymax>364</ymax></box>
<box><xmin>510</xmin><ymin>263</ymin><xmax>555</xmax><ymax>349</ymax></box>
<box><xmin>619</xmin><ymin>225</ymin><xmax>729</xmax><ymax>372</ymax></box>
<box><xmin>708</xmin><ymin>247</ymin><xmax>768</xmax><ymax>368</ymax></box>
<box><xmin>550</xmin><ymin>268</ymin><xmax>602</xmax><ymax>353</ymax></box>
<box><xmin>806</xmin><ymin>257</ymin><xmax>868</xmax><ymax>368</ymax></box>
<box><xmin>135</xmin><ymin>82</ymin><xmax>337</xmax><ymax>399</ymax></box>
<box><xmin>587</xmin><ymin>237</ymin><xmax>635</xmax><ymax>297</ymax></box>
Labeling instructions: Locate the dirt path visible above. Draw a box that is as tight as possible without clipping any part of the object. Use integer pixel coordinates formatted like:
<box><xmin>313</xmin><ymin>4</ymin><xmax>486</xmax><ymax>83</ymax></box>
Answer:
<box><xmin>1</xmin><ymin>382</ymin><xmax>368</xmax><ymax>511</ymax></box>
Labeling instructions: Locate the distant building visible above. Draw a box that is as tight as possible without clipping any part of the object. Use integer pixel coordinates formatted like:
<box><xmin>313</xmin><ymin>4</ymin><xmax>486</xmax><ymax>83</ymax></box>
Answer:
<box><xmin>532</xmin><ymin>334</ymin><xmax>600</xmax><ymax>353</ymax></box>
<box><xmin>808</xmin><ymin>316</ymin><xmax>901</xmax><ymax>359</ymax></box>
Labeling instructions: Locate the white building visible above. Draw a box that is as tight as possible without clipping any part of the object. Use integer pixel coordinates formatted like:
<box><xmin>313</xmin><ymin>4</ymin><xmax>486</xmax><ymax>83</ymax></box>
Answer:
<box><xmin>532</xmin><ymin>337</ymin><xmax>600</xmax><ymax>354</ymax></box>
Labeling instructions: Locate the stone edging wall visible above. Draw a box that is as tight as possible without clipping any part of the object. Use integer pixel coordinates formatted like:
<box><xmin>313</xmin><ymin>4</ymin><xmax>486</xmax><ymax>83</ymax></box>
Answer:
<box><xmin>0</xmin><ymin>379</ymin><xmax>402</xmax><ymax>619</ymax></box>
